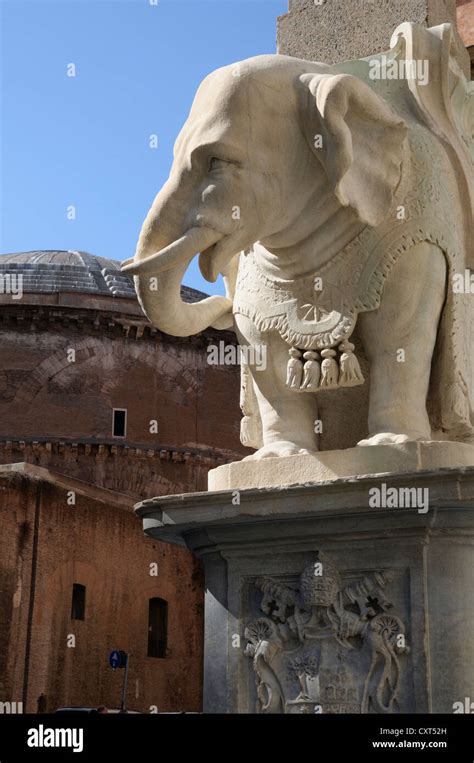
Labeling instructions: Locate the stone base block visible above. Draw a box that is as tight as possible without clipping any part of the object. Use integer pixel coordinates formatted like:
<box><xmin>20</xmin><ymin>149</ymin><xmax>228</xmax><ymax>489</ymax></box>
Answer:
<box><xmin>136</xmin><ymin>466</ymin><xmax>474</xmax><ymax>714</ymax></box>
<box><xmin>208</xmin><ymin>441</ymin><xmax>474</xmax><ymax>490</ymax></box>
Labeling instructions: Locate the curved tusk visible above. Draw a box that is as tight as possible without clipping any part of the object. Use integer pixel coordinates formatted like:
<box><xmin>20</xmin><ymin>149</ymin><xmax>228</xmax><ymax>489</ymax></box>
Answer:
<box><xmin>121</xmin><ymin>227</ymin><xmax>222</xmax><ymax>276</ymax></box>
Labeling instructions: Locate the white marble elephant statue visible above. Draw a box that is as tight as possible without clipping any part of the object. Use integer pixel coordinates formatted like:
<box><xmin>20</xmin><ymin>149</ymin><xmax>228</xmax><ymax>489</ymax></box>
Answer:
<box><xmin>123</xmin><ymin>22</ymin><xmax>473</xmax><ymax>459</ymax></box>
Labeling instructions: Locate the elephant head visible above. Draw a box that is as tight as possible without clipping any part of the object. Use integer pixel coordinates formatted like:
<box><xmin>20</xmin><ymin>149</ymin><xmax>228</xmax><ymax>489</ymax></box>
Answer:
<box><xmin>123</xmin><ymin>55</ymin><xmax>407</xmax><ymax>337</ymax></box>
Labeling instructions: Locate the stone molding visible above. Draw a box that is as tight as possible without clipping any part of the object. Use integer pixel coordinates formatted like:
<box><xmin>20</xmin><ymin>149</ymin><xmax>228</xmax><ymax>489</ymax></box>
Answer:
<box><xmin>0</xmin><ymin>302</ymin><xmax>237</xmax><ymax>346</ymax></box>
<box><xmin>0</xmin><ymin>436</ymin><xmax>236</xmax><ymax>467</ymax></box>
<box><xmin>136</xmin><ymin>465</ymin><xmax>474</xmax><ymax>550</ymax></box>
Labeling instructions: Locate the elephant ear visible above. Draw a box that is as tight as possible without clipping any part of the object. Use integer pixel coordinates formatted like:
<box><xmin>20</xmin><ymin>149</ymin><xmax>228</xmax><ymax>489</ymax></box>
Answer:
<box><xmin>299</xmin><ymin>73</ymin><xmax>407</xmax><ymax>227</ymax></box>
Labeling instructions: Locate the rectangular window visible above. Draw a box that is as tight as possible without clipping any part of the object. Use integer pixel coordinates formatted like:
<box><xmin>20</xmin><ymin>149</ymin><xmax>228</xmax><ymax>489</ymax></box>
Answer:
<box><xmin>148</xmin><ymin>598</ymin><xmax>168</xmax><ymax>658</ymax></box>
<box><xmin>71</xmin><ymin>583</ymin><xmax>86</xmax><ymax>621</ymax></box>
<box><xmin>112</xmin><ymin>408</ymin><xmax>127</xmax><ymax>438</ymax></box>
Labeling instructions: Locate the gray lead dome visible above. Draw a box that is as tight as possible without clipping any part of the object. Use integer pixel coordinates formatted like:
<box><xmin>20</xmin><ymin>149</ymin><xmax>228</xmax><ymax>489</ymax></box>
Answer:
<box><xmin>0</xmin><ymin>250</ymin><xmax>207</xmax><ymax>303</ymax></box>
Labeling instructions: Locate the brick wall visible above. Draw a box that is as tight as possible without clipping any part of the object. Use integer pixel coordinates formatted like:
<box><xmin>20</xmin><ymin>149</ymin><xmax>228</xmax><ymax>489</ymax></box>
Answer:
<box><xmin>0</xmin><ymin>466</ymin><xmax>204</xmax><ymax>713</ymax></box>
<box><xmin>0</xmin><ymin>301</ymin><xmax>246</xmax><ymax>499</ymax></box>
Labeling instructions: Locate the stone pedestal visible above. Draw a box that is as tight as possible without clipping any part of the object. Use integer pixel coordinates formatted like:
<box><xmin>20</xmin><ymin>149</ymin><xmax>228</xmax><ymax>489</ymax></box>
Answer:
<box><xmin>209</xmin><ymin>441</ymin><xmax>474</xmax><ymax>490</ymax></box>
<box><xmin>136</xmin><ymin>465</ymin><xmax>474</xmax><ymax>714</ymax></box>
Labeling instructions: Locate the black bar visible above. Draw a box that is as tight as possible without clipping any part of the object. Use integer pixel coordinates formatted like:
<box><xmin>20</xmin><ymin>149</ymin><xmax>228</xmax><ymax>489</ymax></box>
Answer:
<box><xmin>0</xmin><ymin>713</ymin><xmax>472</xmax><ymax>761</ymax></box>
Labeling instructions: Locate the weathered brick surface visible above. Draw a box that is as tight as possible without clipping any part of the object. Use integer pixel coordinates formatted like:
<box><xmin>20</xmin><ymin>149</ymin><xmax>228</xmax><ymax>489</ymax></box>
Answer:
<box><xmin>0</xmin><ymin>467</ymin><xmax>204</xmax><ymax>713</ymax></box>
<box><xmin>0</xmin><ymin>285</ymin><xmax>245</xmax><ymax>713</ymax></box>
<box><xmin>0</xmin><ymin>302</ymin><xmax>245</xmax><ymax>498</ymax></box>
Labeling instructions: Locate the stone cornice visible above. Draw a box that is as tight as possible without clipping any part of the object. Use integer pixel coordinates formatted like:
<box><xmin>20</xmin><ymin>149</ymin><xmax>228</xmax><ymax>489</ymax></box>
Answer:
<box><xmin>0</xmin><ymin>302</ymin><xmax>238</xmax><ymax>345</ymax></box>
<box><xmin>135</xmin><ymin>465</ymin><xmax>474</xmax><ymax>549</ymax></box>
<box><xmin>0</xmin><ymin>436</ymin><xmax>240</xmax><ymax>466</ymax></box>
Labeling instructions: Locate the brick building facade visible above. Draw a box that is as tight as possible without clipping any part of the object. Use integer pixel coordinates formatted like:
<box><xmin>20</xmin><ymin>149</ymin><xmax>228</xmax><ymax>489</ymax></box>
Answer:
<box><xmin>0</xmin><ymin>251</ymin><xmax>243</xmax><ymax>497</ymax></box>
<box><xmin>0</xmin><ymin>251</ymin><xmax>244</xmax><ymax>713</ymax></box>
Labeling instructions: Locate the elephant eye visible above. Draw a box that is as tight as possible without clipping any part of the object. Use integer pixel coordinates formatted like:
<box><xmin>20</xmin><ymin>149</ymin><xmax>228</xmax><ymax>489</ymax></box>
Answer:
<box><xmin>208</xmin><ymin>157</ymin><xmax>231</xmax><ymax>173</ymax></box>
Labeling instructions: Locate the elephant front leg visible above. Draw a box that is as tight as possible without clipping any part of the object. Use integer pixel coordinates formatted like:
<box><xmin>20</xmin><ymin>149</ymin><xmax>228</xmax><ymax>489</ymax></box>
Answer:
<box><xmin>358</xmin><ymin>241</ymin><xmax>447</xmax><ymax>445</ymax></box>
<box><xmin>235</xmin><ymin>314</ymin><xmax>318</xmax><ymax>458</ymax></box>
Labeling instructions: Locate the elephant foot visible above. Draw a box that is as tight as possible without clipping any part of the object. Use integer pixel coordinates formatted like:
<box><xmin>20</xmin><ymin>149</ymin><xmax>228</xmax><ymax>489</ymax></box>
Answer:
<box><xmin>357</xmin><ymin>432</ymin><xmax>427</xmax><ymax>447</ymax></box>
<box><xmin>243</xmin><ymin>441</ymin><xmax>316</xmax><ymax>460</ymax></box>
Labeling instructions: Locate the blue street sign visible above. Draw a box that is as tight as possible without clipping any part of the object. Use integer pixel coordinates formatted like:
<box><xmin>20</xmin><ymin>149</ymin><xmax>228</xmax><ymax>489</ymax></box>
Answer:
<box><xmin>109</xmin><ymin>650</ymin><xmax>126</xmax><ymax>669</ymax></box>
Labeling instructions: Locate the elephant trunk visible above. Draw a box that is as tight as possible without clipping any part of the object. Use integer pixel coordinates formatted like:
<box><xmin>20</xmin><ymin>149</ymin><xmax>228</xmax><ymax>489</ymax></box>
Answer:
<box><xmin>123</xmin><ymin>225</ymin><xmax>233</xmax><ymax>337</ymax></box>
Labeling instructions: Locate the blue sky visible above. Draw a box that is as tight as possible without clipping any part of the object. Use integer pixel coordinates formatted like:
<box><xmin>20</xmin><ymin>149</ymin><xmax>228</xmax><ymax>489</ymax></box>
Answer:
<box><xmin>0</xmin><ymin>0</ymin><xmax>287</xmax><ymax>295</ymax></box>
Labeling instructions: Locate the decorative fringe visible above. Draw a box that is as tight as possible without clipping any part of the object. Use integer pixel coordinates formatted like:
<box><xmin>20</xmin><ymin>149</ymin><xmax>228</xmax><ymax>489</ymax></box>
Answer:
<box><xmin>286</xmin><ymin>348</ymin><xmax>303</xmax><ymax>389</ymax></box>
<box><xmin>301</xmin><ymin>351</ymin><xmax>320</xmax><ymax>390</ymax></box>
<box><xmin>320</xmin><ymin>349</ymin><xmax>339</xmax><ymax>389</ymax></box>
<box><xmin>285</xmin><ymin>343</ymin><xmax>364</xmax><ymax>393</ymax></box>
<box><xmin>338</xmin><ymin>341</ymin><xmax>365</xmax><ymax>387</ymax></box>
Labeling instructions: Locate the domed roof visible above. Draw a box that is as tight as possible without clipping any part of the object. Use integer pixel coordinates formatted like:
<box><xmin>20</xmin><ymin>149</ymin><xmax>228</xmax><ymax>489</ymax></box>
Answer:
<box><xmin>0</xmin><ymin>250</ymin><xmax>207</xmax><ymax>302</ymax></box>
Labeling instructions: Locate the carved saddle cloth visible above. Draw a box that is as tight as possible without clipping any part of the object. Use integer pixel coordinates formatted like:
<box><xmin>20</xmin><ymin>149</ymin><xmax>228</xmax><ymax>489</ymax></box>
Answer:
<box><xmin>233</xmin><ymin>127</ymin><xmax>472</xmax><ymax>434</ymax></box>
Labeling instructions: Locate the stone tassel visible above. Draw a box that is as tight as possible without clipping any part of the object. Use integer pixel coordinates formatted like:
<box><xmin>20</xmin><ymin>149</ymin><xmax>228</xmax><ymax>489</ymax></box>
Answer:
<box><xmin>286</xmin><ymin>348</ymin><xmax>303</xmax><ymax>389</ymax></box>
<box><xmin>319</xmin><ymin>348</ymin><xmax>339</xmax><ymax>388</ymax></box>
<box><xmin>338</xmin><ymin>340</ymin><xmax>364</xmax><ymax>387</ymax></box>
<box><xmin>300</xmin><ymin>351</ymin><xmax>320</xmax><ymax>391</ymax></box>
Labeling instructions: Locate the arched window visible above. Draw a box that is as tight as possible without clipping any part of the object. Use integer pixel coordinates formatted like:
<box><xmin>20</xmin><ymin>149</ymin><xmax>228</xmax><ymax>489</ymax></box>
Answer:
<box><xmin>148</xmin><ymin>598</ymin><xmax>168</xmax><ymax>658</ymax></box>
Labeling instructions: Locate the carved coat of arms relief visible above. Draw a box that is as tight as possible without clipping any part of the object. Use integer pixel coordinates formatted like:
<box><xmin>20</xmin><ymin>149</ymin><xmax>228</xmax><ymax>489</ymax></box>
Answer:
<box><xmin>243</xmin><ymin>552</ymin><xmax>409</xmax><ymax>714</ymax></box>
